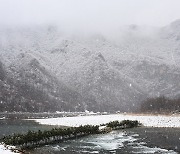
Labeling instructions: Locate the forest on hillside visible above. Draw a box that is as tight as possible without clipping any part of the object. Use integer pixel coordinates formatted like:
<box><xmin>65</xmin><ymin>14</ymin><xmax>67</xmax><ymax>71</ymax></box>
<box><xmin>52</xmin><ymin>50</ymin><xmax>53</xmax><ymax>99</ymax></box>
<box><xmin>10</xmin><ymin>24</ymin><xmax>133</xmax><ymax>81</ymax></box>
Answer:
<box><xmin>140</xmin><ymin>96</ymin><xmax>180</xmax><ymax>113</ymax></box>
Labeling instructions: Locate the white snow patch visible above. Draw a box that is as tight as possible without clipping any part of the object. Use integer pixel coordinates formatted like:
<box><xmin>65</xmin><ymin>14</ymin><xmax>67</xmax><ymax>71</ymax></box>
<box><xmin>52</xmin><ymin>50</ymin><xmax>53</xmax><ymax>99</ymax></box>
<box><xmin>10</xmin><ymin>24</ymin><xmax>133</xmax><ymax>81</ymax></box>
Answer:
<box><xmin>0</xmin><ymin>143</ymin><xmax>19</xmax><ymax>154</ymax></box>
<box><xmin>99</xmin><ymin>126</ymin><xmax>107</xmax><ymax>130</ymax></box>
<box><xmin>34</xmin><ymin>114</ymin><xmax>180</xmax><ymax>128</ymax></box>
<box><xmin>132</xmin><ymin>145</ymin><xmax>177</xmax><ymax>154</ymax></box>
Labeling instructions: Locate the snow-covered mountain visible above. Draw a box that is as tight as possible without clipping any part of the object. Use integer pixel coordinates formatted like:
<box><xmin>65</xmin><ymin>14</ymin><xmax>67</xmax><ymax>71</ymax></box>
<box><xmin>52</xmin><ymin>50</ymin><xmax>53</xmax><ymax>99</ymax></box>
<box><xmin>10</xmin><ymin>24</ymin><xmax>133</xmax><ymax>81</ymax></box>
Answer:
<box><xmin>0</xmin><ymin>20</ymin><xmax>180</xmax><ymax>112</ymax></box>
<box><xmin>0</xmin><ymin>57</ymin><xmax>87</xmax><ymax>112</ymax></box>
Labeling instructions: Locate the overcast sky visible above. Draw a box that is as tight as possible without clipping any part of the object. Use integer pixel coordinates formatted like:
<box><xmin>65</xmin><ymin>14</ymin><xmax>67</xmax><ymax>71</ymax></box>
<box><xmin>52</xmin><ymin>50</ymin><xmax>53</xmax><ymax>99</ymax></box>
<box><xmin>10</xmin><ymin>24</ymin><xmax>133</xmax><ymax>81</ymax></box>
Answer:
<box><xmin>0</xmin><ymin>0</ymin><xmax>180</xmax><ymax>31</ymax></box>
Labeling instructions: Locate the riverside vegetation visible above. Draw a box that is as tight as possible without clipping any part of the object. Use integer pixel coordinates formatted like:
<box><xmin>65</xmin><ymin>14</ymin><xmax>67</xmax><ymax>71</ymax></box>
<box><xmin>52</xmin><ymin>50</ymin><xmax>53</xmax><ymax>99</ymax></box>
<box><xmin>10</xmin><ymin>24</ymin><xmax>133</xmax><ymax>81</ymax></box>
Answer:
<box><xmin>0</xmin><ymin>120</ymin><xmax>141</xmax><ymax>152</ymax></box>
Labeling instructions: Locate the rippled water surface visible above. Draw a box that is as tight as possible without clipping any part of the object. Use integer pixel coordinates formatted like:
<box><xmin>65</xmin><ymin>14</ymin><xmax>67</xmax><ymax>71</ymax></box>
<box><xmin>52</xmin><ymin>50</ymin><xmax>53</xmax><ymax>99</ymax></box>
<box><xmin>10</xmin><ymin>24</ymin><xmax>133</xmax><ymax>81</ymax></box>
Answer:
<box><xmin>31</xmin><ymin>128</ymin><xmax>179</xmax><ymax>154</ymax></box>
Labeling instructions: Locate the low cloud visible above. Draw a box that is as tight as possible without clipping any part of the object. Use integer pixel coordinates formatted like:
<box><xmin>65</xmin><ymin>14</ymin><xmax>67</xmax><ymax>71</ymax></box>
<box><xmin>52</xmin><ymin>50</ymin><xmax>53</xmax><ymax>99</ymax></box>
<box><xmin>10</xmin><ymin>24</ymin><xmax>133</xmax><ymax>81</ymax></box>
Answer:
<box><xmin>0</xmin><ymin>0</ymin><xmax>180</xmax><ymax>35</ymax></box>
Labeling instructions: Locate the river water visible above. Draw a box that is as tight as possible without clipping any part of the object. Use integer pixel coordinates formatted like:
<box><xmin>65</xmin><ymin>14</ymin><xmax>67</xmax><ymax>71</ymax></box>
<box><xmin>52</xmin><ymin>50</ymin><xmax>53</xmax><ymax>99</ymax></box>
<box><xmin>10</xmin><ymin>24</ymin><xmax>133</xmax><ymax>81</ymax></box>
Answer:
<box><xmin>0</xmin><ymin>117</ymin><xmax>180</xmax><ymax>154</ymax></box>
<box><xmin>30</xmin><ymin>127</ymin><xmax>179</xmax><ymax>154</ymax></box>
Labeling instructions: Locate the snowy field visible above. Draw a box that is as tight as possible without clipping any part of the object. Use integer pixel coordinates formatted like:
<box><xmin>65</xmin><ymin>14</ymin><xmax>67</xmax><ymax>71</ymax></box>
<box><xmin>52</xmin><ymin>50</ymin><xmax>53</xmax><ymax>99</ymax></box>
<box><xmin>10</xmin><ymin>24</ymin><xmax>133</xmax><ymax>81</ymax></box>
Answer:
<box><xmin>34</xmin><ymin>114</ymin><xmax>180</xmax><ymax>127</ymax></box>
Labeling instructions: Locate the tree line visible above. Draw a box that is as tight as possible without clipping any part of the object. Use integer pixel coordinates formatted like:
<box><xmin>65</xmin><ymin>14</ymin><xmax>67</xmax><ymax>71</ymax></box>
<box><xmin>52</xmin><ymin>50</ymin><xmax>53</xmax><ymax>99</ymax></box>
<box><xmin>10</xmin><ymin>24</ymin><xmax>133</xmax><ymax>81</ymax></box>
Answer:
<box><xmin>106</xmin><ymin>120</ymin><xmax>140</xmax><ymax>129</ymax></box>
<box><xmin>140</xmin><ymin>96</ymin><xmax>180</xmax><ymax>113</ymax></box>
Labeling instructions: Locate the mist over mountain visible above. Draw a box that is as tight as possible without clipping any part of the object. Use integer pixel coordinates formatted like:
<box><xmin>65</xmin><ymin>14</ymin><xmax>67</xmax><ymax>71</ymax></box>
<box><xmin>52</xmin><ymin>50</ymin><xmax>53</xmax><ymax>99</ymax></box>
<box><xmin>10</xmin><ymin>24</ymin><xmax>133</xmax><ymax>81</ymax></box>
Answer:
<box><xmin>0</xmin><ymin>19</ymin><xmax>180</xmax><ymax>112</ymax></box>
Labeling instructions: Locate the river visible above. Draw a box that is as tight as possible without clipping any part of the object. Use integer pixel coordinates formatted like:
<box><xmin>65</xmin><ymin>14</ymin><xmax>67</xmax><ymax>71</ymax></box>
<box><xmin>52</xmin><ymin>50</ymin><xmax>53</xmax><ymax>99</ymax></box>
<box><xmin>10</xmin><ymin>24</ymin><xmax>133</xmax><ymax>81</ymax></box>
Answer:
<box><xmin>30</xmin><ymin>127</ymin><xmax>179</xmax><ymax>154</ymax></box>
<box><xmin>0</xmin><ymin>114</ymin><xmax>180</xmax><ymax>154</ymax></box>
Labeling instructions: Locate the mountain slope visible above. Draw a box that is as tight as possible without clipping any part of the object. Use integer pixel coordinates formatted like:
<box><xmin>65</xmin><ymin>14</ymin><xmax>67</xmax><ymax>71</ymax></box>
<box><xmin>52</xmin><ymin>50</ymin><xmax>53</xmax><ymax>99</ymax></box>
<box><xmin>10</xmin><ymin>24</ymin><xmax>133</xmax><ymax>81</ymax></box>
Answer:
<box><xmin>0</xmin><ymin>55</ymin><xmax>87</xmax><ymax>112</ymax></box>
<box><xmin>57</xmin><ymin>52</ymin><xmax>145</xmax><ymax>111</ymax></box>
<box><xmin>0</xmin><ymin>20</ymin><xmax>180</xmax><ymax>112</ymax></box>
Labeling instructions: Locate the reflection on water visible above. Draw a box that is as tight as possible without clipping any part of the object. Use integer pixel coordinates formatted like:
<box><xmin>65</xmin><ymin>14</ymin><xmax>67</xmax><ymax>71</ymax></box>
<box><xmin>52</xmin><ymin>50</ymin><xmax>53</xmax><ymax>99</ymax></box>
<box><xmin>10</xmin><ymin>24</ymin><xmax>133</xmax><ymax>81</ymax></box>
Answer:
<box><xmin>0</xmin><ymin>119</ymin><xmax>53</xmax><ymax>138</ymax></box>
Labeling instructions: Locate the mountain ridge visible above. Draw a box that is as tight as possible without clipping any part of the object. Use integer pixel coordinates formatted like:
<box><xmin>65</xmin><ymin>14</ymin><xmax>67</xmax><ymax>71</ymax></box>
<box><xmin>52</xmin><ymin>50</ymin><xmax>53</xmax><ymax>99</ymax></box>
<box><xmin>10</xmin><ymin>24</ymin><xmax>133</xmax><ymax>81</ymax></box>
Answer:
<box><xmin>0</xmin><ymin>20</ymin><xmax>180</xmax><ymax>112</ymax></box>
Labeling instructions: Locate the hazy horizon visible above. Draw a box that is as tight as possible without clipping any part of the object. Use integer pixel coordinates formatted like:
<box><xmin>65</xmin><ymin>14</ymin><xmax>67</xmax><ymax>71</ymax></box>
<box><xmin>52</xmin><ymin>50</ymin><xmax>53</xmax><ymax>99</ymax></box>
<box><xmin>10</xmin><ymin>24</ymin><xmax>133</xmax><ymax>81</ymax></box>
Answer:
<box><xmin>0</xmin><ymin>0</ymin><xmax>180</xmax><ymax>29</ymax></box>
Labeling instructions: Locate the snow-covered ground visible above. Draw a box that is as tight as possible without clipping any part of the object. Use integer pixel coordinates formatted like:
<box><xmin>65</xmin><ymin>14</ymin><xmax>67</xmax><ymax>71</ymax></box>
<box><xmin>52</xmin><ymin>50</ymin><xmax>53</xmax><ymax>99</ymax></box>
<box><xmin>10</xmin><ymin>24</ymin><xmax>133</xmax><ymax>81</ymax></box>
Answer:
<box><xmin>35</xmin><ymin>114</ymin><xmax>180</xmax><ymax>127</ymax></box>
<box><xmin>0</xmin><ymin>143</ymin><xmax>18</xmax><ymax>154</ymax></box>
